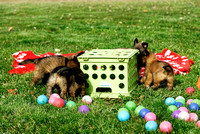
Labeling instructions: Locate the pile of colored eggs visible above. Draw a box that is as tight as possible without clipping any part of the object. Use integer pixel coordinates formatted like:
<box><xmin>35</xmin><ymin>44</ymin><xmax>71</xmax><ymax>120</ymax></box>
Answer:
<box><xmin>117</xmin><ymin>101</ymin><xmax>136</xmax><ymax>122</ymax></box>
<box><xmin>135</xmin><ymin>105</ymin><xmax>158</xmax><ymax>132</ymax></box>
<box><xmin>165</xmin><ymin>96</ymin><xmax>200</xmax><ymax>128</ymax></box>
<box><xmin>37</xmin><ymin>94</ymin><xmax>92</xmax><ymax>114</ymax></box>
<box><xmin>137</xmin><ymin>105</ymin><xmax>173</xmax><ymax>132</ymax></box>
<box><xmin>117</xmin><ymin>101</ymin><xmax>173</xmax><ymax>132</ymax></box>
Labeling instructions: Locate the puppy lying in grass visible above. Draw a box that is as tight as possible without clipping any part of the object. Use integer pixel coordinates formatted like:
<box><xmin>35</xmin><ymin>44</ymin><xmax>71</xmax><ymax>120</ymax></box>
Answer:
<box><xmin>46</xmin><ymin>66</ymin><xmax>88</xmax><ymax>100</ymax></box>
<box><xmin>19</xmin><ymin>54</ymin><xmax>82</xmax><ymax>86</ymax></box>
<box><xmin>133</xmin><ymin>38</ymin><xmax>174</xmax><ymax>90</ymax></box>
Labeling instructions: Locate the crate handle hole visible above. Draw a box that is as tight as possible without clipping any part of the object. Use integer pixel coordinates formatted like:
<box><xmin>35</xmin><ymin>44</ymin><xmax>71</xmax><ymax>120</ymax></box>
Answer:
<box><xmin>96</xmin><ymin>87</ymin><xmax>112</xmax><ymax>93</ymax></box>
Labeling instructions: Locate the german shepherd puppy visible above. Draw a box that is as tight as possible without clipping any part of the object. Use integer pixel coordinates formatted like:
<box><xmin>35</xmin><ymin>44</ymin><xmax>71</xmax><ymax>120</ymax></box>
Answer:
<box><xmin>133</xmin><ymin>38</ymin><xmax>174</xmax><ymax>90</ymax></box>
<box><xmin>133</xmin><ymin>38</ymin><xmax>149</xmax><ymax>81</ymax></box>
<box><xmin>19</xmin><ymin>54</ymin><xmax>82</xmax><ymax>86</ymax></box>
<box><xmin>46</xmin><ymin>66</ymin><xmax>88</xmax><ymax>100</ymax></box>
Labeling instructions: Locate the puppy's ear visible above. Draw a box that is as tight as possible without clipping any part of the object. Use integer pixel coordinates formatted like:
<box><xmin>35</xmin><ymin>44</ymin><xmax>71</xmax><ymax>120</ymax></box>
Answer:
<box><xmin>71</xmin><ymin>55</ymin><xmax>79</xmax><ymax>61</ymax></box>
<box><xmin>67</xmin><ymin>55</ymin><xmax>76</xmax><ymax>60</ymax></box>
<box><xmin>142</xmin><ymin>42</ymin><xmax>148</xmax><ymax>50</ymax></box>
<box><xmin>133</xmin><ymin>38</ymin><xmax>138</xmax><ymax>46</ymax></box>
<box><xmin>76</xmin><ymin>51</ymin><xmax>85</xmax><ymax>57</ymax></box>
<box><xmin>73</xmin><ymin>51</ymin><xmax>85</xmax><ymax>57</ymax></box>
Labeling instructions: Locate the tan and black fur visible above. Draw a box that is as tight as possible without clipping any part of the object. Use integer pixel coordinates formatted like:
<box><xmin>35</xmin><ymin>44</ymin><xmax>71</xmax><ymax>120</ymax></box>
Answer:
<box><xmin>19</xmin><ymin>53</ymin><xmax>83</xmax><ymax>86</ymax></box>
<box><xmin>133</xmin><ymin>38</ymin><xmax>174</xmax><ymax>90</ymax></box>
<box><xmin>133</xmin><ymin>38</ymin><xmax>149</xmax><ymax>81</ymax></box>
<box><xmin>46</xmin><ymin>66</ymin><xmax>88</xmax><ymax>100</ymax></box>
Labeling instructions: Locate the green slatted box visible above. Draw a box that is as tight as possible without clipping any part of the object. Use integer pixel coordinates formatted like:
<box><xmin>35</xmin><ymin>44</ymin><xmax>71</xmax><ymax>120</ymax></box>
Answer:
<box><xmin>78</xmin><ymin>49</ymin><xmax>139</xmax><ymax>98</ymax></box>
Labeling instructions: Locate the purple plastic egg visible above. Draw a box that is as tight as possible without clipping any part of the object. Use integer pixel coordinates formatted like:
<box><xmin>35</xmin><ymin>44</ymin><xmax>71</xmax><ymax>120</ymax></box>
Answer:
<box><xmin>78</xmin><ymin>105</ymin><xmax>90</xmax><ymax>114</ymax></box>
<box><xmin>172</xmin><ymin>110</ymin><xmax>181</xmax><ymax>118</ymax></box>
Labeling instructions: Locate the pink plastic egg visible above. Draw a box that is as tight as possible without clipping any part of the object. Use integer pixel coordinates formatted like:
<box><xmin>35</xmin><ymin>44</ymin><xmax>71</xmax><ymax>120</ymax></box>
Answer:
<box><xmin>144</xmin><ymin>112</ymin><xmax>157</xmax><ymax>122</ymax></box>
<box><xmin>49</xmin><ymin>93</ymin><xmax>60</xmax><ymax>104</ymax></box>
<box><xmin>50</xmin><ymin>93</ymin><xmax>60</xmax><ymax>98</ymax></box>
<box><xmin>189</xmin><ymin>113</ymin><xmax>198</xmax><ymax>122</ymax></box>
<box><xmin>159</xmin><ymin>121</ymin><xmax>172</xmax><ymax>133</ymax></box>
<box><xmin>178</xmin><ymin>107</ymin><xmax>188</xmax><ymax>113</ymax></box>
<box><xmin>186</xmin><ymin>99</ymin><xmax>193</xmax><ymax>105</ymax></box>
<box><xmin>197</xmin><ymin>121</ymin><xmax>200</xmax><ymax>128</ymax></box>
<box><xmin>48</xmin><ymin>96</ymin><xmax>57</xmax><ymax>104</ymax></box>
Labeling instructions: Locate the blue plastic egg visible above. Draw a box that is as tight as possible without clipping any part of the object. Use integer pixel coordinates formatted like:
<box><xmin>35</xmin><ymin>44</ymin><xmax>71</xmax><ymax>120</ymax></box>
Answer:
<box><xmin>165</xmin><ymin>97</ymin><xmax>175</xmax><ymax>106</ymax></box>
<box><xmin>63</xmin><ymin>100</ymin><xmax>66</xmax><ymax>107</ymax></box>
<box><xmin>37</xmin><ymin>95</ymin><xmax>48</xmax><ymax>105</ymax></box>
<box><xmin>118</xmin><ymin>111</ymin><xmax>130</xmax><ymax>122</ymax></box>
<box><xmin>139</xmin><ymin>108</ymin><xmax>150</xmax><ymax>118</ymax></box>
<box><xmin>145</xmin><ymin>121</ymin><xmax>158</xmax><ymax>131</ymax></box>
<box><xmin>174</xmin><ymin>102</ymin><xmax>183</xmax><ymax>108</ymax></box>
<box><xmin>189</xmin><ymin>103</ymin><xmax>199</xmax><ymax>111</ymax></box>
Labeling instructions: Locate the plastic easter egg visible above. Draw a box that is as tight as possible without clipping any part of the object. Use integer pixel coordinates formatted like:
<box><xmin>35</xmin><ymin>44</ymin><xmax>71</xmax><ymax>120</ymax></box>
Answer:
<box><xmin>118</xmin><ymin>111</ymin><xmax>130</xmax><ymax>122</ymax></box>
<box><xmin>118</xmin><ymin>108</ymin><xmax>129</xmax><ymax>114</ymax></box>
<box><xmin>178</xmin><ymin>111</ymin><xmax>189</xmax><ymax>121</ymax></box>
<box><xmin>174</xmin><ymin>102</ymin><xmax>183</xmax><ymax>108</ymax></box>
<box><xmin>145</xmin><ymin>121</ymin><xmax>158</xmax><ymax>131</ymax></box>
<box><xmin>78</xmin><ymin>105</ymin><xmax>90</xmax><ymax>114</ymax></box>
<box><xmin>139</xmin><ymin>108</ymin><xmax>150</xmax><ymax>118</ymax></box>
<box><xmin>53</xmin><ymin>98</ymin><xmax>65</xmax><ymax>108</ymax></box>
<box><xmin>125</xmin><ymin>101</ymin><xmax>136</xmax><ymax>111</ymax></box>
<box><xmin>37</xmin><ymin>95</ymin><xmax>48</xmax><ymax>105</ymax></box>
<box><xmin>186</xmin><ymin>99</ymin><xmax>193</xmax><ymax>105</ymax></box>
<box><xmin>82</xmin><ymin>95</ymin><xmax>92</xmax><ymax>104</ymax></box>
<box><xmin>49</xmin><ymin>93</ymin><xmax>60</xmax><ymax>104</ymax></box>
<box><xmin>48</xmin><ymin>96</ymin><xmax>57</xmax><ymax>104</ymax></box>
<box><xmin>63</xmin><ymin>100</ymin><xmax>66</xmax><ymax>106</ymax></box>
<box><xmin>145</xmin><ymin>112</ymin><xmax>157</xmax><ymax>122</ymax></box>
<box><xmin>178</xmin><ymin>107</ymin><xmax>188</xmax><ymax>113</ymax></box>
<box><xmin>172</xmin><ymin>110</ymin><xmax>181</xmax><ymax>119</ymax></box>
<box><xmin>176</xmin><ymin>99</ymin><xmax>185</xmax><ymax>106</ymax></box>
<box><xmin>189</xmin><ymin>103</ymin><xmax>199</xmax><ymax>111</ymax></box>
<box><xmin>189</xmin><ymin>113</ymin><xmax>198</xmax><ymax>122</ymax></box>
<box><xmin>66</xmin><ymin>101</ymin><xmax>76</xmax><ymax>108</ymax></box>
<box><xmin>167</xmin><ymin>105</ymin><xmax>177</xmax><ymax>113</ymax></box>
<box><xmin>134</xmin><ymin>105</ymin><xmax>145</xmax><ymax>116</ymax></box>
<box><xmin>159</xmin><ymin>121</ymin><xmax>172</xmax><ymax>133</ymax></box>
<box><xmin>191</xmin><ymin>99</ymin><xmax>200</xmax><ymax>106</ymax></box>
<box><xmin>197</xmin><ymin>121</ymin><xmax>200</xmax><ymax>128</ymax></box>
<box><xmin>165</xmin><ymin>97</ymin><xmax>176</xmax><ymax>106</ymax></box>
<box><xmin>175</xmin><ymin>96</ymin><xmax>185</xmax><ymax>101</ymax></box>
<box><xmin>186</xmin><ymin>87</ymin><xmax>195</xmax><ymax>94</ymax></box>
<box><xmin>50</xmin><ymin>93</ymin><xmax>60</xmax><ymax>98</ymax></box>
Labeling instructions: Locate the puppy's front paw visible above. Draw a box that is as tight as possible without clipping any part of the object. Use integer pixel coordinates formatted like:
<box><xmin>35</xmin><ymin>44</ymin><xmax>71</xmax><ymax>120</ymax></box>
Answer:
<box><xmin>145</xmin><ymin>85</ymin><xmax>150</xmax><ymax>89</ymax></box>
<box><xmin>140</xmin><ymin>77</ymin><xmax>145</xmax><ymax>83</ymax></box>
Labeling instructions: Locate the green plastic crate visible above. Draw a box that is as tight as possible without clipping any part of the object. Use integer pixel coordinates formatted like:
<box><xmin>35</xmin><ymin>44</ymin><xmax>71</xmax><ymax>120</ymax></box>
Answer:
<box><xmin>78</xmin><ymin>49</ymin><xmax>139</xmax><ymax>98</ymax></box>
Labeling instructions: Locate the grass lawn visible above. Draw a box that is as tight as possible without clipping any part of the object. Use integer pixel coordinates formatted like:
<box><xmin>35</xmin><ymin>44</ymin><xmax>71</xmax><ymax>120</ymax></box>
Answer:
<box><xmin>0</xmin><ymin>0</ymin><xmax>200</xmax><ymax>133</ymax></box>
